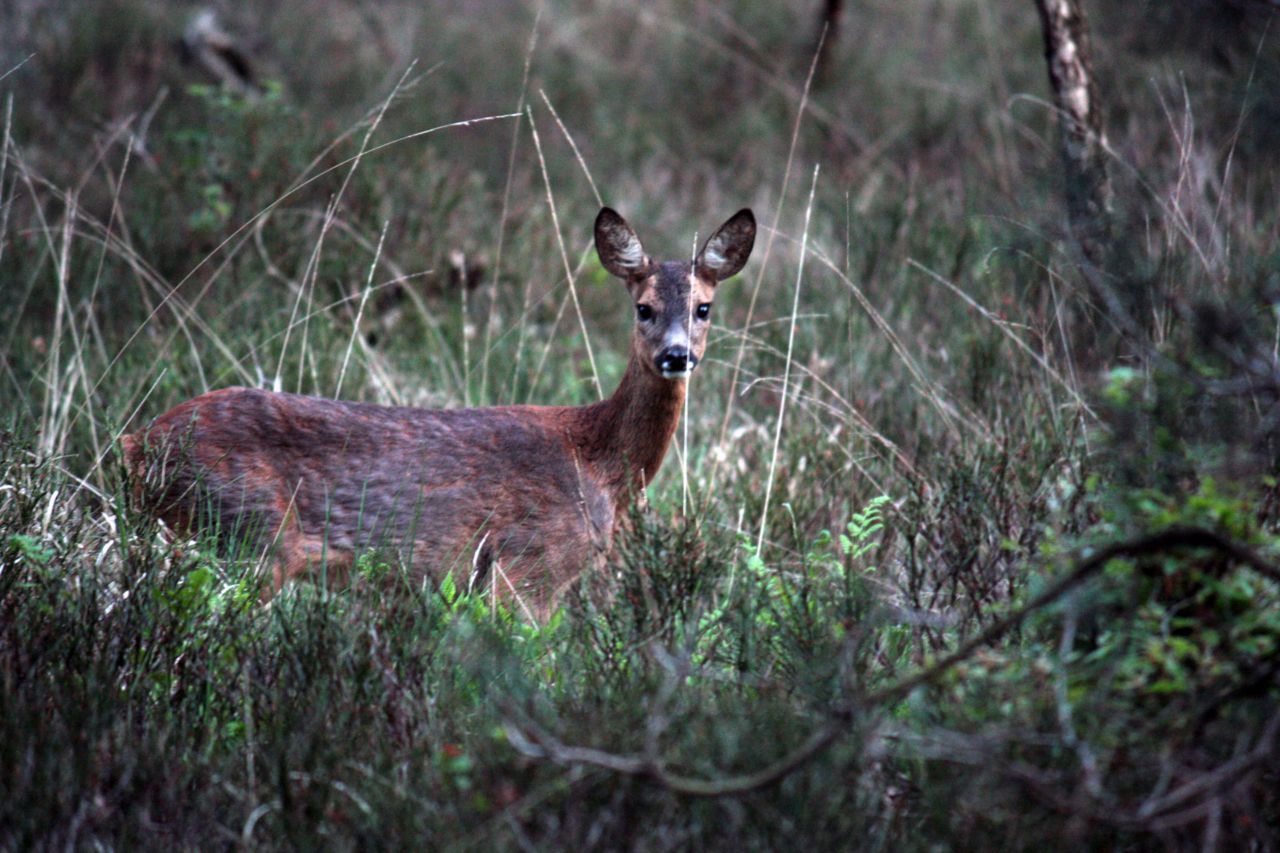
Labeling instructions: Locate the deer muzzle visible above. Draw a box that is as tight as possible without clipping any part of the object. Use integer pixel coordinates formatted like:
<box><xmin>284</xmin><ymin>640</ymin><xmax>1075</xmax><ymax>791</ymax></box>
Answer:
<box><xmin>657</xmin><ymin>346</ymin><xmax>697</xmax><ymax>378</ymax></box>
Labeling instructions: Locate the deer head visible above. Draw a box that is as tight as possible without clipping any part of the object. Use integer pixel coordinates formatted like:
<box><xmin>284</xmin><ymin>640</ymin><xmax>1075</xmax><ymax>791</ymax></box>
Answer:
<box><xmin>595</xmin><ymin>207</ymin><xmax>756</xmax><ymax>379</ymax></box>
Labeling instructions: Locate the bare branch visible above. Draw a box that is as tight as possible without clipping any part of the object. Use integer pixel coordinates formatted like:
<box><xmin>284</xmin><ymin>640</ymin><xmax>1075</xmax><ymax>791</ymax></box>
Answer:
<box><xmin>505</xmin><ymin>526</ymin><xmax>1280</xmax><ymax>798</ymax></box>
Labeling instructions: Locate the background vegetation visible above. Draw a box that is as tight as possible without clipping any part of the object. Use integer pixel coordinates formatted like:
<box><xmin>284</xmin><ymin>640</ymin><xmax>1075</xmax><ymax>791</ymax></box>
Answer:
<box><xmin>2</xmin><ymin>0</ymin><xmax>1278</xmax><ymax>847</ymax></box>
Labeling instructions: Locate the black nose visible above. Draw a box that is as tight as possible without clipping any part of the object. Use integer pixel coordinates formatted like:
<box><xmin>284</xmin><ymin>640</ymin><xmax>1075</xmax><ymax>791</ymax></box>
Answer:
<box><xmin>656</xmin><ymin>347</ymin><xmax>697</xmax><ymax>375</ymax></box>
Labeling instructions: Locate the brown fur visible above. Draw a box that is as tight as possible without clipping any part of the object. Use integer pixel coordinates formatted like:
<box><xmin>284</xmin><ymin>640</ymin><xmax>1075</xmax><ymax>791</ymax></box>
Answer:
<box><xmin>122</xmin><ymin>208</ymin><xmax>755</xmax><ymax>619</ymax></box>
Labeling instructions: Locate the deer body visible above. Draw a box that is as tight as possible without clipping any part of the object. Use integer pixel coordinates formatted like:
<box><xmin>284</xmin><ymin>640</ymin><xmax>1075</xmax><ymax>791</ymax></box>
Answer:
<box><xmin>123</xmin><ymin>208</ymin><xmax>755</xmax><ymax>618</ymax></box>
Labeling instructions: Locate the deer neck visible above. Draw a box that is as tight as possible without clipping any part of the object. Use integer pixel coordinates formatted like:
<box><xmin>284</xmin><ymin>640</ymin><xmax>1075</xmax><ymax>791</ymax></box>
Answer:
<box><xmin>570</xmin><ymin>340</ymin><xmax>687</xmax><ymax>505</ymax></box>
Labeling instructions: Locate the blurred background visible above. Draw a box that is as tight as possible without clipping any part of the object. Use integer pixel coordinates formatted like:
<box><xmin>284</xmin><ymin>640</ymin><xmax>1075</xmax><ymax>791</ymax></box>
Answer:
<box><xmin>2</xmin><ymin>0</ymin><xmax>1279</xmax><ymax>847</ymax></box>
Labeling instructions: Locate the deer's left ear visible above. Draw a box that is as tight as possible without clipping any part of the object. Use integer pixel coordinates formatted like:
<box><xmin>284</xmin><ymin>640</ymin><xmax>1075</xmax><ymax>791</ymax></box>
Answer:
<box><xmin>696</xmin><ymin>209</ymin><xmax>756</xmax><ymax>282</ymax></box>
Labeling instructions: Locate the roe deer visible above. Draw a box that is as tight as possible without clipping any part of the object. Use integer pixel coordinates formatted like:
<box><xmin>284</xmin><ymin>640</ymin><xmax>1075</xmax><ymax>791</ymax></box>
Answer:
<box><xmin>122</xmin><ymin>207</ymin><xmax>756</xmax><ymax>619</ymax></box>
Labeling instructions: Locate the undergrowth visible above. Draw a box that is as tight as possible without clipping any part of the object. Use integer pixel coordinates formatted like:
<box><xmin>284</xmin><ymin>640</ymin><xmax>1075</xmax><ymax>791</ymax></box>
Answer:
<box><xmin>2</xmin><ymin>0</ymin><xmax>1279</xmax><ymax>847</ymax></box>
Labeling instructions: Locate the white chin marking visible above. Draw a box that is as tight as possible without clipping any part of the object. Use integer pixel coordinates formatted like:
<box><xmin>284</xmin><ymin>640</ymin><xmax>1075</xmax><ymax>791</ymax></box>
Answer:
<box><xmin>661</xmin><ymin>368</ymin><xmax>694</xmax><ymax>380</ymax></box>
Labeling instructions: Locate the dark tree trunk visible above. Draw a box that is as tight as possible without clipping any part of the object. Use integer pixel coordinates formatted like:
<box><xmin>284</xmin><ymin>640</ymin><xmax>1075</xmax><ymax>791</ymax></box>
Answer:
<box><xmin>812</xmin><ymin>0</ymin><xmax>844</xmax><ymax>82</ymax></box>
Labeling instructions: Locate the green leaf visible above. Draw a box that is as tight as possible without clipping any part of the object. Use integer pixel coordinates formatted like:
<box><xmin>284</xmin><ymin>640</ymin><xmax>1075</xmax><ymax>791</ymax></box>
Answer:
<box><xmin>8</xmin><ymin>534</ymin><xmax>53</xmax><ymax>565</ymax></box>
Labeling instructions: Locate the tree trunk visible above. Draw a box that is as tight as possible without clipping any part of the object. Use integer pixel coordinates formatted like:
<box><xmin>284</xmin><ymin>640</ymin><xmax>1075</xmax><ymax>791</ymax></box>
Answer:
<box><xmin>1033</xmin><ymin>0</ymin><xmax>1113</xmax><ymax>268</ymax></box>
<box><xmin>1032</xmin><ymin>0</ymin><xmax>1157</xmax><ymax>347</ymax></box>
<box><xmin>812</xmin><ymin>0</ymin><xmax>844</xmax><ymax>82</ymax></box>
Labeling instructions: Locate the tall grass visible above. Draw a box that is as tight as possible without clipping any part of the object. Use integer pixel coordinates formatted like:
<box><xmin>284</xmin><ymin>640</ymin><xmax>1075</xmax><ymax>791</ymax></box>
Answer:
<box><xmin>2</xmin><ymin>0</ymin><xmax>1279</xmax><ymax>846</ymax></box>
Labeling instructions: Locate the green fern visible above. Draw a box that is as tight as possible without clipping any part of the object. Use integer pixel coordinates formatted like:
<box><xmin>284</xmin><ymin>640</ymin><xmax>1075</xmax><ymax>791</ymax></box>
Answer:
<box><xmin>840</xmin><ymin>494</ymin><xmax>891</xmax><ymax>564</ymax></box>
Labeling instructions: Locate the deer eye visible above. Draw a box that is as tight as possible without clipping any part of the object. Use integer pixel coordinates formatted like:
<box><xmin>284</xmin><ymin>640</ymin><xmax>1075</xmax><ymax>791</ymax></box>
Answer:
<box><xmin>636</xmin><ymin>304</ymin><xmax>655</xmax><ymax>322</ymax></box>
<box><xmin>696</xmin><ymin>303</ymin><xmax>711</xmax><ymax>320</ymax></box>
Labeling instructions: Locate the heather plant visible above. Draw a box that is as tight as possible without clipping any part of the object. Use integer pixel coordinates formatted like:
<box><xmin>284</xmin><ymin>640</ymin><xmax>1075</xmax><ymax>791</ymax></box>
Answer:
<box><xmin>2</xmin><ymin>0</ymin><xmax>1278</xmax><ymax>847</ymax></box>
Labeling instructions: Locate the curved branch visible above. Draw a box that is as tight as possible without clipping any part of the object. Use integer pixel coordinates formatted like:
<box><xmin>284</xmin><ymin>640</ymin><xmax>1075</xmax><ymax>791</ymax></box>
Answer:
<box><xmin>507</xmin><ymin>526</ymin><xmax>1280</xmax><ymax>798</ymax></box>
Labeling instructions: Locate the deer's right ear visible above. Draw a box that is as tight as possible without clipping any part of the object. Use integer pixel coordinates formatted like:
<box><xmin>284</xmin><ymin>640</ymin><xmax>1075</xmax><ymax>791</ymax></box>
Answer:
<box><xmin>595</xmin><ymin>207</ymin><xmax>649</xmax><ymax>278</ymax></box>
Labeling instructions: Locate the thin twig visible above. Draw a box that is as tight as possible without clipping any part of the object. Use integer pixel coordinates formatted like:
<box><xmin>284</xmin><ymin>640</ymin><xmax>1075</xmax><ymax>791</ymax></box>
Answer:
<box><xmin>707</xmin><ymin>25</ymin><xmax>825</xmax><ymax>497</ymax></box>
<box><xmin>335</xmin><ymin>221</ymin><xmax>389</xmax><ymax>397</ymax></box>
<box><xmin>527</xmin><ymin>106</ymin><xmax>602</xmax><ymax>399</ymax></box>
<box><xmin>480</xmin><ymin>7</ymin><xmax>541</xmax><ymax>403</ymax></box>
<box><xmin>757</xmin><ymin>165</ymin><xmax>819</xmax><ymax>554</ymax></box>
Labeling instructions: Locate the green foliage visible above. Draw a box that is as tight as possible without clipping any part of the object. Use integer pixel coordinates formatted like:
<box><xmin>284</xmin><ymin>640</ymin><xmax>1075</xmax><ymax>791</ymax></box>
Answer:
<box><xmin>1069</xmin><ymin>479</ymin><xmax>1279</xmax><ymax>709</ymax></box>
<box><xmin>696</xmin><ymin>495</ymin><xmax>890</xmax><ymax>675</ymax></box>
<box><xmin>7</xmin><ymin>533</ymin><xmax>53</xmax><ymax>566</ymax></box>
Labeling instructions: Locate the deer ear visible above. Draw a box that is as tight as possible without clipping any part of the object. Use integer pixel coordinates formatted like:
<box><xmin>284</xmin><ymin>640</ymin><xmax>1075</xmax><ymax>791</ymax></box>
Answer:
<box><xmin>595</xmin><ymin>207</ymin><xmax>649</xmax><ymax>278</ymax></box>
<box><xmin>696</xmin><ymin>209</ymin><xmax>756</xmax><ymax>281</ymax></box>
